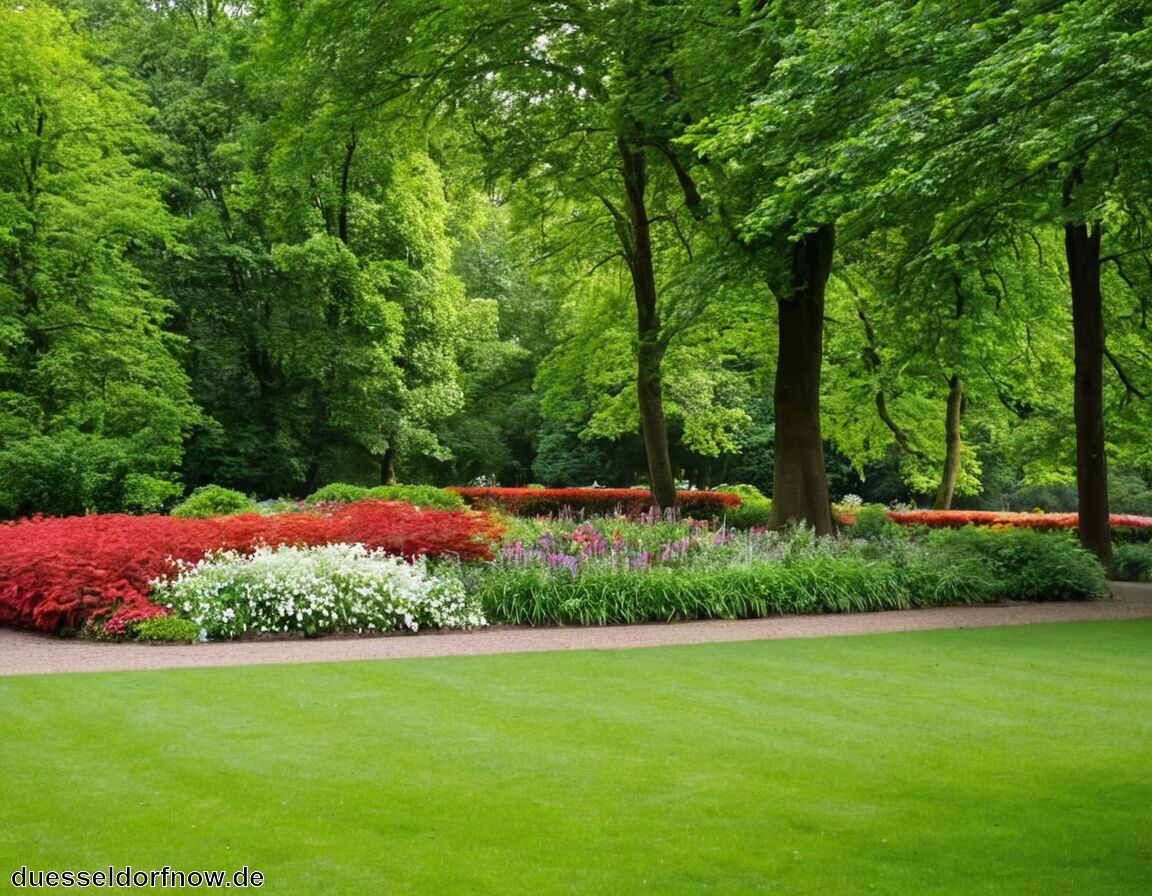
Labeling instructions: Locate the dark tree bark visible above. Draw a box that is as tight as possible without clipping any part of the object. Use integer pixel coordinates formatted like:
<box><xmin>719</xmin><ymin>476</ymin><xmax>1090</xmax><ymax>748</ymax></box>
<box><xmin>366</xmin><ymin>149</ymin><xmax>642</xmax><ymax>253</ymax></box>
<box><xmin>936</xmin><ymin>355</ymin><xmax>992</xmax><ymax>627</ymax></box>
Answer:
<box><xmin>337</xmin><ymin>129</ymin><xmax>357</xmax><ymax>246</ymax></box>
<box><xmin>380</xmin><ymin>446</ymin><xmax>397</xmax><ymax>486</ymax></box>
<box><xmin>767</xmin><ymin>224</ymin><xmax>835</xmax><ymax>534</ymax></box>
<box><xmin>616</xmin><ymin>136</ymin><xmax>678</xmax><ymax>510</ymax></box>
<box><xmin>1065</xmin><ymin>220</ymin><xmax>1114</xmax><ymax>574</ymax></box>
<box><xmin>932</xmin><ymin>374</ymin><xmax>964</xmax><ymax>510</ymax></box>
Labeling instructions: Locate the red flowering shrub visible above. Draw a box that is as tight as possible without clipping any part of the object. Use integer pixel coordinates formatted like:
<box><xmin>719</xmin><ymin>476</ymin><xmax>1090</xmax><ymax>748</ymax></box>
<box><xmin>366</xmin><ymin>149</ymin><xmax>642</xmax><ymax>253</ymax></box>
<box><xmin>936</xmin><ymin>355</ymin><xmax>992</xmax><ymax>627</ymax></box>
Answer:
<box><xmin>449</xmin><ymin>487</ymin><xmax>740</xmax><ymax>518</ymax></box>
<box><xmin>323</xmin><ymin>501</ymin><xmax>504</xmax><ymax>561</ymax></box>
<box><xmin>0</xmin><ymin>502</ymin><xmax>502</xmax><ymax>633</ymax></box>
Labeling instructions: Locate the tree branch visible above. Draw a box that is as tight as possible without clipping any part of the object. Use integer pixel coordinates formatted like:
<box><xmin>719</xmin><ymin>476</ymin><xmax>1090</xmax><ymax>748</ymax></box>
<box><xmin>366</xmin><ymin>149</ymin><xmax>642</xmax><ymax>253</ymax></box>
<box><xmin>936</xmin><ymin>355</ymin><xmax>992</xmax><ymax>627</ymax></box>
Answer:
<box><xmin>1104</xmin><ymin>347</ymin><xmax>1148</xmax><ymax>400</ymax></box>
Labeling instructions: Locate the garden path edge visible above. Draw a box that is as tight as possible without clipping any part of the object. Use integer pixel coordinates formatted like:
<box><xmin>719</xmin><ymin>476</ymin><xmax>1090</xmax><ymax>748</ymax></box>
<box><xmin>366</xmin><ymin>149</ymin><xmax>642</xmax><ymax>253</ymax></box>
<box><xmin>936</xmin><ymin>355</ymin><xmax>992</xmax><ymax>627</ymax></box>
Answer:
<box><xmin>2</xmin><ymin>582</ymin><xmax>1150</xmax><ymax>677</ymax></box>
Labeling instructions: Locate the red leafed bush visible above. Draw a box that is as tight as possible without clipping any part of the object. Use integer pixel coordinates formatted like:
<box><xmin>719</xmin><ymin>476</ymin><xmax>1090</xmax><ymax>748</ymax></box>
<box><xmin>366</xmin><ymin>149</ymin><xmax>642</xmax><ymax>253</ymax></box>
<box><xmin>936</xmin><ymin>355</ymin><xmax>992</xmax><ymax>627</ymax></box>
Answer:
<box><xmin>839</xmin><ymin>509</ymin><xmax>1152</xmax><ymax>531</ymax></box>
<box><xmin>448</xmin><ymin>487</ymin><xmax>740</xmax><ymax>518</ymax></box>
<box><xmin>323</xmin><ymin>501</ymin><xmax>505</xmax><ymax>560</ymax></box>
<box><xmin>0</xmin><ymin>502</ymin><xmax>502</xmax><ymax>633</ymax></box>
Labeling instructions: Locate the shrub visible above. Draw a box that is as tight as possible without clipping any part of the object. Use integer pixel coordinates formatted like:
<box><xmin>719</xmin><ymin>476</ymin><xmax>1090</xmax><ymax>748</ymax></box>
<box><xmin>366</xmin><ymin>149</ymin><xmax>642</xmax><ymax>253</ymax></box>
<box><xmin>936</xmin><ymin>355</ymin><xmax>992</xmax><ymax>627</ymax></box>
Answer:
<box><xmin>845</xmin><ymin>505</ymin><xmax>901</xmax><ymax>539</ymax></box>
<box><xmin>925</xmin><ymin>527</ymin><xmax>1109</xmax><ymax>601</ymax></box>
<box><xmin>715</xmin><ymin>485</ymin><xmax>772</xmax><ymax>528</ymax></box>
<box><xmin>154</xmin><ymin>543</ymin><xmax>485</xmax><ymax>640</ymax></box>
<box><xmin>450</xmin><ymin>487</ymin><xmax>739</xmax><ymax>518</ymax></box>
<box><xmin>320</xmin><ymin>501</ymin><xmax>504</xmax><ymax>561</ymax></box>
<box><xmin>121</xmin><ymin>474</ymin><xmax>184</xmax><ymax>514</ymax></box>
<box><xmin>364</xmin><ymin>485</ymin><xmax>466</xmax><ymax>510</ymax></box>
<box><xmin>1114</xmin><ymin>543</ymin><xmax>1152</xmax><ymax>582</ymax></box>
<box><xmin>132</xmin><ymin>615</ymin><xmax>201</xmax><ymax>643</ymax></box>
<box><xmin>305</xmin><ymin>483</ymin><xmax>370</xmax><ymax>505</ymax></box>
<box><xmin>83</xmin><ymin>604</ymin><xmax>167</xmax><ymax>640</ymax></box>
<box><xmin>171</xmin><ymin>485</ymin><xmax>257</xmax><ymax>519</ymax></box>
<box><xmin>0</xmin><ymin>431</ymin><xmax>190</xmax><ymax>519</ymax></box>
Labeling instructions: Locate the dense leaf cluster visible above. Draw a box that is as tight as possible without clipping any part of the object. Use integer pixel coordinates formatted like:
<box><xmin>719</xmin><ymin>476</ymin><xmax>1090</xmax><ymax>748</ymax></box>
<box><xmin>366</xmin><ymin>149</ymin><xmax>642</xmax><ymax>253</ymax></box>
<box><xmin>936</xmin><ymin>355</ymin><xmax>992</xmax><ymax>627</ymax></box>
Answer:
<box><xmin>1</xmin><ymin>0</ymin><xmax>1150</xmax><ymax>560</ymax></box>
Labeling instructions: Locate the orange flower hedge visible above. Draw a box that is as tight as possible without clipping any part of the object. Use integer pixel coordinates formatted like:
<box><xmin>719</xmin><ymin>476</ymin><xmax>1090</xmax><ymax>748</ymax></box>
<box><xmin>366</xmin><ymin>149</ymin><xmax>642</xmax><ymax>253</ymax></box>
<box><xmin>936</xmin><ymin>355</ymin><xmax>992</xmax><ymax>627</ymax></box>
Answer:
<box><xmin>448</xmin><ymin>487</ymin><xmax>740</xmax><ymax>518</ymax></box>
<box><xmin>837</xmin><ymin>508</ymin><xmax>1152</xmax><ymax>531</ymax></box>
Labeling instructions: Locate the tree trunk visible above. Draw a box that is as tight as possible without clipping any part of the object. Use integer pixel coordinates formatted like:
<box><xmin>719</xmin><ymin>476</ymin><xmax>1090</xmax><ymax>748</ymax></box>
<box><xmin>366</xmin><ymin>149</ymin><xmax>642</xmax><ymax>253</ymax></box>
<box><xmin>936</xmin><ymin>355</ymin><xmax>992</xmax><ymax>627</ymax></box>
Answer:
<box><xmin>617</xmin><ymin>137</ymin><xmax>677</xmax><ymax>510</ymax></box>
<box><xmin>380</xmin><ymin>446</ymin><xmax>398</xmax><ymax>488</ymax></box>
<box><xmin>337</xmin><ymin>129</ymin><xmax>357</xmax><ymax>246</ymax></box>
<box><xmin>932</xmin><ymin>374</ymin><xmax>964</xmax><ymax>510</ymax></box>
<box><xmin>1065</xmin><ymin>221</ymin><xmax>1114</xmax><ymax>574</ymax></box>
<box><xmin>304</xmin><ymin>463</ymin><xmax>320</xmax><ymax>497</ymax></box>
<box><xmin>767</xmin><ymin>224</ymin><xmax>835</xmax><ymax>534</ymax></box>
<box><xmin>380</xmin><ymin>446</ymin><xmax>397</xmax><ymax>486</ymax></box>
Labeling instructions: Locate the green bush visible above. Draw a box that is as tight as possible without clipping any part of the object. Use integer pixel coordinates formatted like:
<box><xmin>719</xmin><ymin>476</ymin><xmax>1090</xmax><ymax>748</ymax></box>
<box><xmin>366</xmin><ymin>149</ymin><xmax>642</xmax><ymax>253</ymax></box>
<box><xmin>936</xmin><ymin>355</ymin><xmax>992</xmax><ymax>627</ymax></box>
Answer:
<box><xmin>1111</xmin><ymin>525</ymin><xmax>1152</xmax><ymax>545</ymax></box>
<box><xmin>364</xmin><ymin>484</ymin><xmax>466</xmax><ymax>510</ymax></box>
<box><xmin>305</xmin><ymin>482</ymin><xmax>371</xmax><ymax>504</ymax></box>
<box><xmin>122</xmin><ymin>474</ymin><xmax>184</xmax><ymax>514</ymax></box>
<box><xmin>926</xmin><ymin>527</ymin><xmax>1109</xmax><ymax>601</ymax></box>
<box><xmin>715</xmin><ymin>484</ymin><xmax>772</xmax><ymax>528</ymax></box>
<box><xmin>0</xmin><ymin>430</ymin><xmax>180</xmax><ymax>518</ymax></box>
<box><xmin>1114</xmin><ymin>543</ymin><xmax>1152</xmax><ymax>582</ymax></box>
<box><xmin>132</xmin><ymin>615</ymin><xmax>200</xmax><ymax>643</ymax></box>
<box><xmin>170</xmin><ymin>485</ymin><xmax>258</xmax><ymax>519</ymax></box>
<box><xmin>845</xmin><ymin>505</ymin><xmax>901</xmax><ymax>539</ymax></box>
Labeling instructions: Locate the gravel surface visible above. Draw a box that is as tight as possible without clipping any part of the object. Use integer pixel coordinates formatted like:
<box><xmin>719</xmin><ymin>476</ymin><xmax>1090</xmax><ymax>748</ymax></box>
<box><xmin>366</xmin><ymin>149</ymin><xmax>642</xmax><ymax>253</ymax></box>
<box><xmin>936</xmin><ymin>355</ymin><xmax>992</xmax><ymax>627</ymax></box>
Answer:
<box><xmin>3</xmin><ymin>582</ymin><xmax>1151</xmax><ymax>677</ymax></box>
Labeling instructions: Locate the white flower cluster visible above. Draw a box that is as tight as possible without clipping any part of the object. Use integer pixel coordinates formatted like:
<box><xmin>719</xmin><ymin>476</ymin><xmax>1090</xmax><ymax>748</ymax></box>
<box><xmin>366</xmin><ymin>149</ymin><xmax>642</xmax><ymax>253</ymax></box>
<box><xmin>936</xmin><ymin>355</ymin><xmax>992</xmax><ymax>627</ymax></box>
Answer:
<box><xmin>151</xmin><ymin>543</ymin><xmax>486</xmax><ymax>640</ymax></box>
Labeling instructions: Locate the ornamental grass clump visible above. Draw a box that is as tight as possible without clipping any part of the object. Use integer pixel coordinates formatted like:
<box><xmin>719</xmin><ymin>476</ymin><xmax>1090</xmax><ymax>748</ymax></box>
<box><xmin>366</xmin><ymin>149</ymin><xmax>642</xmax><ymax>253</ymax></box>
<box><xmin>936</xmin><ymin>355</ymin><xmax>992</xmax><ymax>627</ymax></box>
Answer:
<box><xmin>151</xmin><ymin>543</ymin><xmax>486</xmax><ymax>640</ymax></box>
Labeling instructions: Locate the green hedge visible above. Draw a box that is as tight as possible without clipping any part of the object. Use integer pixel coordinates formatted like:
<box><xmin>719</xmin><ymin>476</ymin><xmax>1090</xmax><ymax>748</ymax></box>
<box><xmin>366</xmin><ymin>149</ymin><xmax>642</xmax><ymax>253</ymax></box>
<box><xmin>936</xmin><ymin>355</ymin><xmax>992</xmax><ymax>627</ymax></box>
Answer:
<box><xmin>170</xmin><ymin>485</ymin><xmax>257</xmax><ymax>519</ymax></box>
<box><xmin>305</xmin><ymin>482</ymin><xmax>465</xmax><ymax>510</ymax></box>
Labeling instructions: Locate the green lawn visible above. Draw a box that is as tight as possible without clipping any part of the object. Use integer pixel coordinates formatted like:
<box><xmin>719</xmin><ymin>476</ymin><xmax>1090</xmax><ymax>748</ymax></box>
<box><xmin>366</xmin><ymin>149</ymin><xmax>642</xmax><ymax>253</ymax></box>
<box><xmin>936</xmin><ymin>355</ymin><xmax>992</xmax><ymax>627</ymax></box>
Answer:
<box><xmin>2</xmin><ymin>621</ymin><xmax>1150</xmax><ymax>894</ymax></box>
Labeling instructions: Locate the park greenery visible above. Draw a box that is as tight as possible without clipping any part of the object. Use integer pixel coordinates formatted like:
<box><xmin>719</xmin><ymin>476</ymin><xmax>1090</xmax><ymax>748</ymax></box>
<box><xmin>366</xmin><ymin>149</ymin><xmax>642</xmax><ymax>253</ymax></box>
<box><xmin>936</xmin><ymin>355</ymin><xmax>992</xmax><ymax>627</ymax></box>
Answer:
<box><xmin>1</xmin><ymin>0</ymin><xmax>1151</xmax><ymax>575</ymax></box>
<box><xmin>4</xmin><ymin>489</ymin><xmax>1140</xmax><ymax>639</ymax></box>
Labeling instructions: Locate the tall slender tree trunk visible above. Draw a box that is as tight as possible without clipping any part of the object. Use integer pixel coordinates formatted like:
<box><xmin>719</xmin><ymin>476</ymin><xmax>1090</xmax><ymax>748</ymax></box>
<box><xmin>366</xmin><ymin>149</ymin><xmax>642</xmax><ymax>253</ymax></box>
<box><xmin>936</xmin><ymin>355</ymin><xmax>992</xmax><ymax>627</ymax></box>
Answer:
<box><xmin>932</xmin><ymin>374</ymin><xmax>964</xmax><ymax>510</ymax></box>
<box><xmin>617</xmin><ymin>137</ymin><xmax>677</xmax><ymax>510</ymax></box>
<box><xmin>1065</xmin><ymin>220</ymin><xmax>1114</xmax><ymax>574</ymax></box>
<box><xmin>767</xmin><ymin>224</ymin><xmax>835</xmax><ymax>534</ymax></box>
<box><xmin>337</xmin><ymin>129</ymin><xmax>357</xmax><ymax>245</ymax></box>
<box><xmin>380</xmin><ymin>446</ymin><xmax>397</xmax><ymax>486</ymax></box>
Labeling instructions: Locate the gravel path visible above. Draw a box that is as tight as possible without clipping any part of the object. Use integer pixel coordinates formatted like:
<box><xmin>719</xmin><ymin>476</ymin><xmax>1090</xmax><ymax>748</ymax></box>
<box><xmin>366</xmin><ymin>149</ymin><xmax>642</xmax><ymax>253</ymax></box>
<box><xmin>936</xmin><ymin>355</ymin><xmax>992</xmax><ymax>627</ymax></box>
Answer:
<box><xmin>3</xmin><ymin>582</ymin><xmax>1151</xmax><ymax>677</ymax></box>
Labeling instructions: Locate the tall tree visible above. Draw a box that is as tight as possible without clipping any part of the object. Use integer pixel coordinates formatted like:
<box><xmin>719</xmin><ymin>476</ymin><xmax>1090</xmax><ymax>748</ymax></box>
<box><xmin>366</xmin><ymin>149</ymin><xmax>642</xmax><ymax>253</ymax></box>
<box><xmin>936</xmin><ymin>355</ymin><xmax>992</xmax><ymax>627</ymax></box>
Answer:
<box><xmin>682</xmin><ymin>1</ymin><xmax>870</xmax><ymax>533</ymax></box>
<box><xmin>824</xmin><ymin>229</ymin><xmax>1075</xmax><ymax>508</ymax></box>
<box><xmin>0</xmin><ymin>0</ymin><xmax>197</xmax><ymax>516</ymax></box>
<box><xmin>693</xmin><ymin>0</ymin><xmax>1152</xmax><ymax>562</ymax></box>
<box><xmin>87</xmin><ymin>0</ymin><xmax>477</xmax><ymax>494</ymax></box>
<box><xmin>263</xmin><ymin>0</ymin><xmax>718</xmax><ymax>507</ymax></box>
<box><xmin>828</xmin><ymin>0</ymin><xmax>1152</xmax><ymax>568</ymax></box>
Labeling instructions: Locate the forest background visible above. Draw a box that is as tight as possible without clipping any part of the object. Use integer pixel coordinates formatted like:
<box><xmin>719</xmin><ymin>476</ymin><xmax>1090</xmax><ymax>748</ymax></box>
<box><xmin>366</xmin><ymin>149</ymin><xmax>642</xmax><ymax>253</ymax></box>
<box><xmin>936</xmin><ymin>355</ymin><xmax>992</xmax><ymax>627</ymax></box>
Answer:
<box><xmin>2</xmin><ymin>0</ymin><xmax>1150</xmax><ymax>552</ymax></box>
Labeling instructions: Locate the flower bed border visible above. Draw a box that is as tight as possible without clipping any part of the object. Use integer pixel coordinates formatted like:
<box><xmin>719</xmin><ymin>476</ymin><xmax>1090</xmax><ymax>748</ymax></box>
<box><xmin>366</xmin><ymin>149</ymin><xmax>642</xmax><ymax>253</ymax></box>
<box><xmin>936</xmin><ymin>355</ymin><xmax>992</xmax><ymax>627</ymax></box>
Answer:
<box><xmin>837</xmin><ymin>508</ymin><xmax>1152</xmax><ymax>531</ymax></box>
<box><xmin>449</xmin><ymin>487</ymin><xmax>739</xmax><ymax>518</ymax></box>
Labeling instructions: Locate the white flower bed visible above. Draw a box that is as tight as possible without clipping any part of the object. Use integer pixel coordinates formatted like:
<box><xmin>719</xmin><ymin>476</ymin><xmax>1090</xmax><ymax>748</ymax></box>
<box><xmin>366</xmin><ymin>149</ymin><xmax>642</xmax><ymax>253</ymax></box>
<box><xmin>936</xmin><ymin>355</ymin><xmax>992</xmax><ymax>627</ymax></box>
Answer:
<box><xmin>151</xmin><ymin>543</ymin><xmax>486</xmax><ymax>640</ymax></box>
